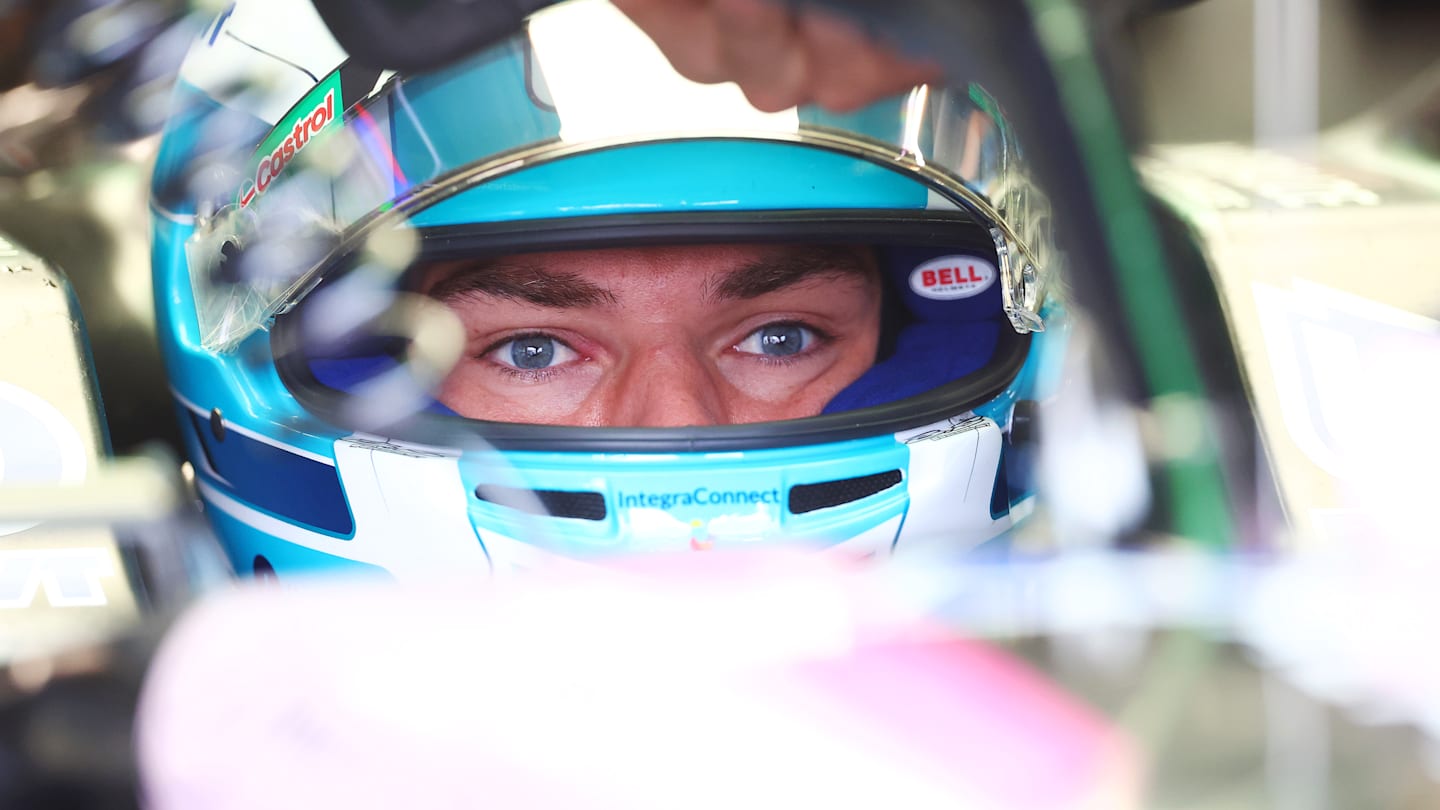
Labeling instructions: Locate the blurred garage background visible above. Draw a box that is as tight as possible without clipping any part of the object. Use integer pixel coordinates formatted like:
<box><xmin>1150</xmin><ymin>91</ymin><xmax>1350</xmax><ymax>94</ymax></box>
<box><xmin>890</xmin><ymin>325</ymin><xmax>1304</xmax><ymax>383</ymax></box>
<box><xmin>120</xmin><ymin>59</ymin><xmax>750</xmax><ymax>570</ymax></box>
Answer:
<box><xmin>1135</xmin><ymin>0</ymin><xmax>1440</xmax><ymax>142</ymax></box>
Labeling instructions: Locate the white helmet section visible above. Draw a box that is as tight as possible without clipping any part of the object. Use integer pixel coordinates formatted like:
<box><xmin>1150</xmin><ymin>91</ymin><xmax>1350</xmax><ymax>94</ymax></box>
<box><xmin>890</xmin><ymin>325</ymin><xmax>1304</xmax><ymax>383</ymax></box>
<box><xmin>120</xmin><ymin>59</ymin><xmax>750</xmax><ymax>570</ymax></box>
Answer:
<box><xmin>190</xmin><ymin>432</ymin><xmax>499</xmax><ymax>579</ymax></box>
<box><xmin>181</xmin><ymin>0</ymin><xmax>350</xmax><ymax>128</ymax></box>
<box><xmin>896</xmin><ymin>417</ymin><xmax>1008</xmax><ymax>547</ymax></box>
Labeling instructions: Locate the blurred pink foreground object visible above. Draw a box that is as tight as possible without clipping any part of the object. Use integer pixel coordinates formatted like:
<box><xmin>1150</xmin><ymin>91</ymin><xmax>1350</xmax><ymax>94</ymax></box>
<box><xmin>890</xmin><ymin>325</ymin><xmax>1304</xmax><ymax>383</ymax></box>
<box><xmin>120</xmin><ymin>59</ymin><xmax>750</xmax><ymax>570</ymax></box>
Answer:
<box><xmin>137</xmin><ymin>554</ymin><xmax>1138</xmax><ymax>809</ymax></box>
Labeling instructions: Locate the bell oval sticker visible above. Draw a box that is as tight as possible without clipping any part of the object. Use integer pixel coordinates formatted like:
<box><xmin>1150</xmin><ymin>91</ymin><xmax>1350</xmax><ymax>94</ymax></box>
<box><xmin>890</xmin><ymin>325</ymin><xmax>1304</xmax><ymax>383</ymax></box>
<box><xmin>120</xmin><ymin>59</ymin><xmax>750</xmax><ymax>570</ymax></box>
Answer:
<box><xmin>908</xmin><ymin>255</ymin><xmax>997</xmax><ymax>300</ymax></box>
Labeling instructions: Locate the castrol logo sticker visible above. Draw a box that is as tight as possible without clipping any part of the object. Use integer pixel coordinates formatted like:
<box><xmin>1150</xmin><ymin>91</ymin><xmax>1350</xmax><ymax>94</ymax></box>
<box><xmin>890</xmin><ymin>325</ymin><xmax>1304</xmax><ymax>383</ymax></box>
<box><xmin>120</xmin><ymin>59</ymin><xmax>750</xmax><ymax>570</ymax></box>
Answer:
<box><xmin>908</xmin><ymin>255</ymin><xmax>997</xmax><ymax>300</ymax></box>
<box><xmin>237</xmin><ymin>74</ymin><xmax>341</xmax><ymax>208</ymax></box>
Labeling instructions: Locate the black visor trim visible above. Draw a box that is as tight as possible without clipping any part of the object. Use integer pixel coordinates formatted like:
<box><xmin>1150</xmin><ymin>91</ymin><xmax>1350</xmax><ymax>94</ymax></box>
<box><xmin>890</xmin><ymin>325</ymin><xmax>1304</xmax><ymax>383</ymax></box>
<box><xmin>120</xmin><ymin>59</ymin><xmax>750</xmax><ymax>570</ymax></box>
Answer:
<box><xmin>413</xmin><ymin>209</ymin><xmax>991</xmax><ymax>262</ymax></box>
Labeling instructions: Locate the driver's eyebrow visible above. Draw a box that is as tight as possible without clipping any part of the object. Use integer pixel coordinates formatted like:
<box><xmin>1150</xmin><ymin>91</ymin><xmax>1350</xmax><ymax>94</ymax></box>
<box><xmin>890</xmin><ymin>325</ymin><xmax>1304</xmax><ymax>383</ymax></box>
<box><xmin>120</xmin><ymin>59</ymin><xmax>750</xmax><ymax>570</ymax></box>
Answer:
<box><xmin>706</xmin><ymin>246</ymin><xmax>878</xmax><ymax>303</ymax></box>
<box><xmin>424</xmin><ymin>260</ymin><xmax>617</xmax><ymax>308</ymax></box>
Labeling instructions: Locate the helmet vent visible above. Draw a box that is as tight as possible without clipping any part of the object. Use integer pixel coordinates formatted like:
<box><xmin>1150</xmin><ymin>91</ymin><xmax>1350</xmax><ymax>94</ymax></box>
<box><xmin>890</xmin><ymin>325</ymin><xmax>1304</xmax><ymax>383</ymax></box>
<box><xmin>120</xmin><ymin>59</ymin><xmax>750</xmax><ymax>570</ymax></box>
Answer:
<box><xmin>788</xmin><ymin>470</ymin><xmax>903</xmax><ymax>515</ymax></box>
<box><xmin>474</xmin><ymin>486</ymin><xmax>608</xmax><ymax>522</ymax></box>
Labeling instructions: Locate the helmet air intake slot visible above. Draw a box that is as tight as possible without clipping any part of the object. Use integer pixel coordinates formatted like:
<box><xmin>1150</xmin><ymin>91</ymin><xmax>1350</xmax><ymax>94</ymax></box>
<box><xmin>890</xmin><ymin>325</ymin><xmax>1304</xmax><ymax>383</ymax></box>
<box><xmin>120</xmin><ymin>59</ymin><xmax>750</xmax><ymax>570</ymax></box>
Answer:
<box><xmin>788</xmin><ymin>469</ymin><xmax>903</xmax><ymax>515</ymax></box>
<box><xmin>473</xmin><ymin>485</ymin><xmax>608</xmax><ymax>522</ymax></box>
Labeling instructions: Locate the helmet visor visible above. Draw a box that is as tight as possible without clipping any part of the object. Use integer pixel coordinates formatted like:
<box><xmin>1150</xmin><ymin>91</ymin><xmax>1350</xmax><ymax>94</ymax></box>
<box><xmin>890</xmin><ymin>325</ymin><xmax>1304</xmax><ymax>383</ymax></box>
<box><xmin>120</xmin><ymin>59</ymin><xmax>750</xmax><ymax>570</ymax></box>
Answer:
<box><xmin>182</xmin><ymin>0</ymin><xmax>1053</xmax><ymax>357</ymax></box>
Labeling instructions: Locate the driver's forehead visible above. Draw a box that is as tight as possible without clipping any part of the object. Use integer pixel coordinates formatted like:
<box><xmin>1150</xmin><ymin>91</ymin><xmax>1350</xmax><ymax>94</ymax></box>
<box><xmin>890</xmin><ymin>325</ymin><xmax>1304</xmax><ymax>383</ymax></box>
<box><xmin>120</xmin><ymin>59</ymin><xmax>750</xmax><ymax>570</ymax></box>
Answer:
<box><xmin>420</xmin><ymin>242</ymin><xmax>881</xmax><ymax>305</ymax></box>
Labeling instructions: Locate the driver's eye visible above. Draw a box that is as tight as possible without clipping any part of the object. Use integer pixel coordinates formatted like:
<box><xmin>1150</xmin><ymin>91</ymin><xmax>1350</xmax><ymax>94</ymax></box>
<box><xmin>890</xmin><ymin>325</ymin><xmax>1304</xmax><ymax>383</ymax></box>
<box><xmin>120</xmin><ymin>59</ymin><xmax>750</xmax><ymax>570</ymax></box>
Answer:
<box><xmin>490</xmin><ymin>334</ymin><xmax>578</xmax><ymax>370</ymax></box>
<box><xmin>735</xmin><ymin>323</ymin><xmax>812</xmax><ymax>358</ymax></box>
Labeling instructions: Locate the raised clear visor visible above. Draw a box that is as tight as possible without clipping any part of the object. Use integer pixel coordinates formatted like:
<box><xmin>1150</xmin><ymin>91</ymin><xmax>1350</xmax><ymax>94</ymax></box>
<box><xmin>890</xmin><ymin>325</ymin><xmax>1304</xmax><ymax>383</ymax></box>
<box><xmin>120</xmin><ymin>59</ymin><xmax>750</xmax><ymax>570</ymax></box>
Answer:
<box><xmin>181</xmin><ymin>0</ymin><xmax>1053</xmax><ymax>355</ymax></box>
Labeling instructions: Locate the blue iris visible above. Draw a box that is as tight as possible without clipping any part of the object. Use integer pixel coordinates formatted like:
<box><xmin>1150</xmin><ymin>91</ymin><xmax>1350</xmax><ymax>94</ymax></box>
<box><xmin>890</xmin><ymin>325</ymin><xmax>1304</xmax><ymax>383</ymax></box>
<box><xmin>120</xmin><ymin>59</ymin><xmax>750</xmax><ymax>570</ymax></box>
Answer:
<box><xmin>511</xmin><ymin>336</ymin><xmax>557</xmax><ymax>369</ymax></box>
<box><xmin>758</xmin><ymin>324</ymin><xmax>804</xmax><ymax>356</ymax></box>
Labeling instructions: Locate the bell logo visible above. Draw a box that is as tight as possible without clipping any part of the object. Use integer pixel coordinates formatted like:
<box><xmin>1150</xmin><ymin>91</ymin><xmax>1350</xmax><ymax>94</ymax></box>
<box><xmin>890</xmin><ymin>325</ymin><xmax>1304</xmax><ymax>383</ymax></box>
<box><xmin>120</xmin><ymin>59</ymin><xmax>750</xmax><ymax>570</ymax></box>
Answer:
<box><xmin>909</xmin><ymin>255</ymin><xmax>997</xmax><ymax>300</ymax></box>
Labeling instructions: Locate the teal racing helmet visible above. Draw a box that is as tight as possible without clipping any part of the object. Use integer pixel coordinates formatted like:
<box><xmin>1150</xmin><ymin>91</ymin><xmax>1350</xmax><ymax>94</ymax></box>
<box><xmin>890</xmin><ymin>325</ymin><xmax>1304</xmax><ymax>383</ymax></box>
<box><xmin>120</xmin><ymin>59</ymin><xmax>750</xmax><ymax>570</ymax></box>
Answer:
<box><xmin>150</xmin><ymin>0</ymin><xmax>1064</xmax><ymax>577</ymax></box>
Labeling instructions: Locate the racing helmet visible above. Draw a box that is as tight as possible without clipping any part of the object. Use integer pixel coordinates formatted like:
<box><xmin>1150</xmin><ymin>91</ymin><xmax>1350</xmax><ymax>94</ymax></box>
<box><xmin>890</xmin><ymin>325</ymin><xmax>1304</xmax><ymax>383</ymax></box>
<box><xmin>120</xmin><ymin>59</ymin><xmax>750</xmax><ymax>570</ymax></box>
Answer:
<box><xmin>150</xmin><ymin>0</ymin><xmax>1064</xmax><ymax>578</ymax></box>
